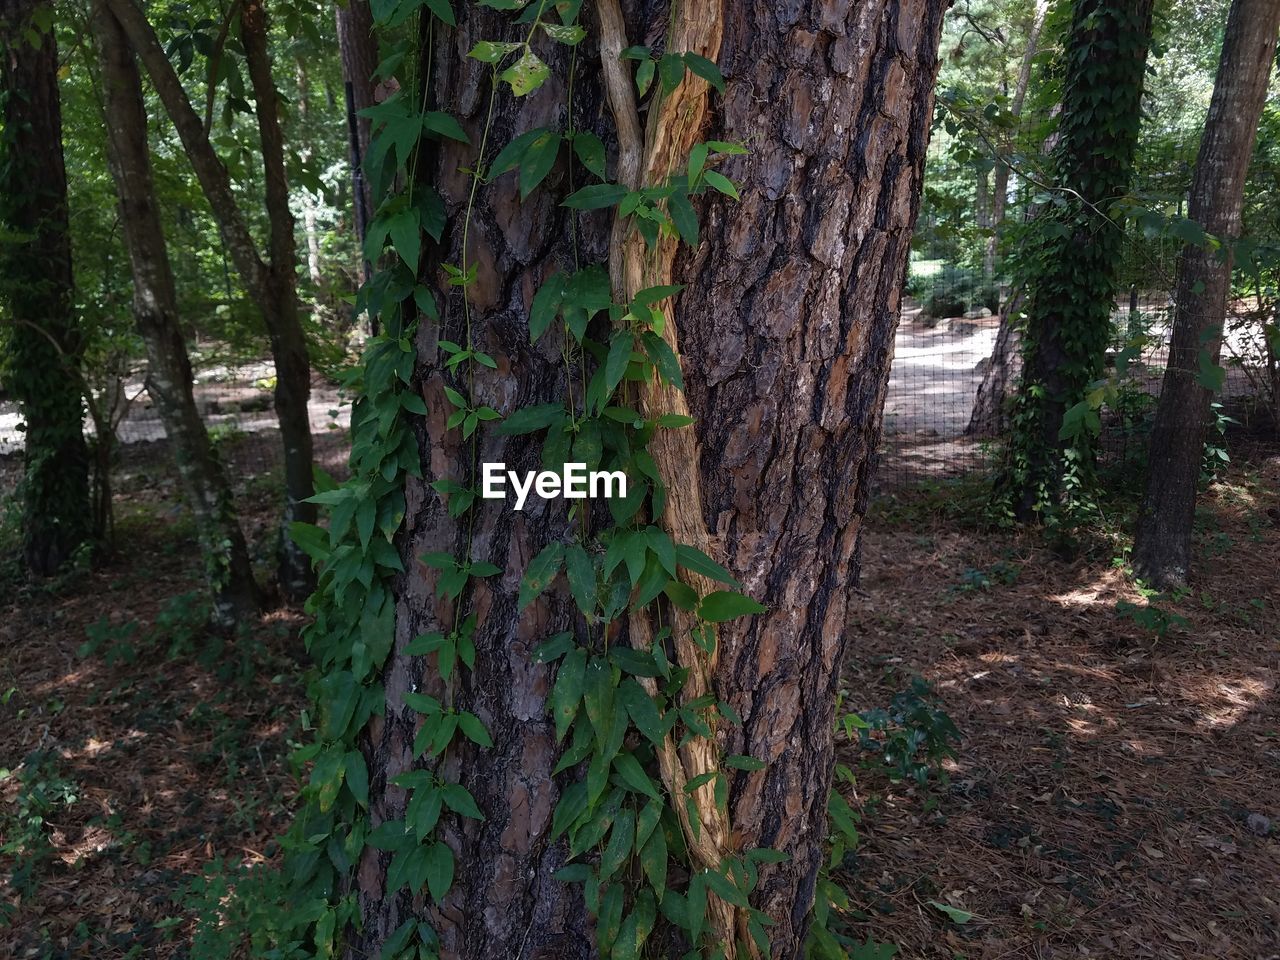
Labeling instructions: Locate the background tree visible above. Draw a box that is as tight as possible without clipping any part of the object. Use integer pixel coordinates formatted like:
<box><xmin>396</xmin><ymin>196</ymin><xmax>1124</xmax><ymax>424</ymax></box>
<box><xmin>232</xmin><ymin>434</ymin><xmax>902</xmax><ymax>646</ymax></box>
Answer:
<box><xmin>1132</xmin><ymin>0</ymin><xmax>1280</xmax><ymax>587</ymax></box>
<box><xmin>0</xmin><ymin>0</ymin><xmax>91</xmax><ymax>575</ymax></box>
<box><xmin>106</xmin><ymin>0</ymin><xmax>318</xmax><ymax>598</ymax></box>
<box><xmin>94</xmin><ymin>2</ymin><xmax>261</xmax><ymax>624</ymax></box>
<box><xmin>1001</xmin><ymin>0</ymin><xmax>1156</xmax><ymax>521</ymax></box>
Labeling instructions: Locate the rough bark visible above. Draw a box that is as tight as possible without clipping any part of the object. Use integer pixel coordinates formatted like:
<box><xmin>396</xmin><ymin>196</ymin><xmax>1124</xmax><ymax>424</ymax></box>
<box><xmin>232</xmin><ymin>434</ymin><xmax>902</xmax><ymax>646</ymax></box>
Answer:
<box><xmin>675</xmin><ymin>1</ymin><xmax>946</xmax><ymax>950</ymax></box>
<box><xmin>0</xmin><ymin>0</ymin><xmax>91</xmax><ymax>575</ymax></box>
<box><xmin>95</xmin><ymin>3</ymin><xmax>261</xmax><ymax>625</ymax></box>
<box><xmin>355</xmin><ymin>11</ymin><xmax>601</xmax><ymax>956</ymax></box>
<box><xmin>336</xmin><ymin>0</ymin><xmax>377</xmax><ymax>257</ymax></box>
<box><xmin>1132</xmin><ymin>0</ymin><xmax>1280</xmax><ymax>587</ymax></box>
<box><xmin>358</xmin><ymin>2</ymin><xmax>946</xmax><ymax>958</ymax></box>
<box><xmin>106</xmin><ymin>0</ymin><xmax>317</xmax><ymax>598</ymax></box>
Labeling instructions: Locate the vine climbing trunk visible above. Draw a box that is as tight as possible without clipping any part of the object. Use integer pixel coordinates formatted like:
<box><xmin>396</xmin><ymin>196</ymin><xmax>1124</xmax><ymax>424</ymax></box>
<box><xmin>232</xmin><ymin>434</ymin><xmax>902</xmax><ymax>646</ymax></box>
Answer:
<box><xmin>0</xmin><ymin>0</ymin><xmax>91</xmax><ymax>576</ymax></box>
<box><xmin>107</xmin><ymin>0</ymin><xmax>317</xmax><ymax>598</ymax></box>
<box><xmin>1002</xmin><ymin>0</ymin><xmax>1156</xmax><ymax>520</ymax></box>
<box><xmin>344</xmin><ymin>2</ymin><xmax>948</xmax><ymax>959</ymax></box>
<box><xmin>1132</xmin><ymin>0</ymin><xmax>1280</xmax><ymax>588</ymax></box>
<box><xmin>94</xmin><ymin>2</ymin><xmax>261</xmax><ymax>625</ymax></box>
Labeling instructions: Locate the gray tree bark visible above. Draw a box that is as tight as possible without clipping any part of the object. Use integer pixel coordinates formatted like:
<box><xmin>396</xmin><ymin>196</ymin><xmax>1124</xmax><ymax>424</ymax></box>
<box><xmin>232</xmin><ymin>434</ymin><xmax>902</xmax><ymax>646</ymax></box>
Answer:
<box><xmin>95</xmin><ymin>2</ymin><xmax>261</xmax><ymax>626</ymax></box>
<box><xmin>105</xmin><ymin>0</ymin><xmax>317</xmax><ymax>599</ymax></box>
<box><xmin>1133</xmin><ymin>0</ymin><xmax>1280</xmax><ymax>587</ymax></box>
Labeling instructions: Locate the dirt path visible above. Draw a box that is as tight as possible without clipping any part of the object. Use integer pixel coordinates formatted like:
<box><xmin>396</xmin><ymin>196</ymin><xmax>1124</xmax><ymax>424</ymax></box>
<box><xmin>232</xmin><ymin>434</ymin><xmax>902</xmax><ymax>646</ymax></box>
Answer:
<box><xmin>839</xmin><ymin>457</ymin><xmax>1280</xmax><ymax>958</ymax></box>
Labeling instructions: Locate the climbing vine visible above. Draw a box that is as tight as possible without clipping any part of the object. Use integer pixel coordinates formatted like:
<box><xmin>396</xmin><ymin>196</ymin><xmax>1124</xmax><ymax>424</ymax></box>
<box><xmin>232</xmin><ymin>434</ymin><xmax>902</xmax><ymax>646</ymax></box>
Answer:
<box><xmin>999</xmin><ymin>0</ymin><xmax>1155</xmax><ymax>526</ymax></box>
<box><xmin>266</xmin><ymin>3</ymin><xmax>802</xmax><ymax>959</ymax></box>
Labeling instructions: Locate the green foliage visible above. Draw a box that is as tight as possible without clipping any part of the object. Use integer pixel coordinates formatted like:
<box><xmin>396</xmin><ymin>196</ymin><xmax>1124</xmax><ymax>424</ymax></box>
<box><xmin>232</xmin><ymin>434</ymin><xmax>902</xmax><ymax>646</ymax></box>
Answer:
<box><xmin>0</xmin><ymin>750</ymin><xmax>80</xmax><ymax>903</ymax></box>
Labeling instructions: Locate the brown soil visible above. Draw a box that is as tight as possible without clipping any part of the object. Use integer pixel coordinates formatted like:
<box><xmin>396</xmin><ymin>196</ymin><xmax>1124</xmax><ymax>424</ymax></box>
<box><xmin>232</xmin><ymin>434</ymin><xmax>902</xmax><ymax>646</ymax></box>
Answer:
<box><xmin>838</xmin><ymin>456</ymin><xmax>1280</xmax><ymax>959</ymax></box>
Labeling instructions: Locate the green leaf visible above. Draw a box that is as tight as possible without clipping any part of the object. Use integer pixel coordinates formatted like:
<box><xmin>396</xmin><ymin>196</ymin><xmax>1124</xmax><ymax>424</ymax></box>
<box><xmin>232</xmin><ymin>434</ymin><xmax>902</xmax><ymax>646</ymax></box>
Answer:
<box><xmin>723</xmin><ymin>753</ymin><xmax>766</xmax><ymax>771</ymax></box>
<box><xmin>387</xmin><ymin>207</ymin><xmax>420</xmax><ymax>268</ymax></box>
<box><xmin>599</xmin><ymin>808</ymin><xmax>635</xmax><ymax>880</ymax></box>
<box><xmin>500</xmin><ymin>49</ymin><xmax>550</xmax><ymax>96</ymax></box>
<box><xmin>702</xmin><ymin>170</ymin><xmax>739</xmax><ymax>199</ymax></box>
<box><xmin>458</xmin><ymin>710</ymin><xmax>493</xmax><ymax>747</ymax></box>
<box><xmin>520</xmin><ymin>130</ymin><xmax>562</xmax><ymax>199</ymax></box>
<box><xmin>496</xmin><ymin>403</ymin><xmax>566</xmax><ymax>436</ymax></box>
<box><xmin>440</xmin><ymin>782</ymin><xmax>485</xmax><ymax>820</ymax></box>
<box><xmin>564</xmin><ymin>543</ymin><xmax>596</xmax><ymax>615</ymax></box>
<box><xmin>519</xmin><ymin>542</ymin><xmax>565</xmax><ymax>609</ymax></box>
<box><xmin>563</xmin><ymin>183</ymin><xmax>629</xmax><ymax>210</ymax></box>
<box><xmin>424</xmin><ymin>842</ymin><xmax>454</xmax><ymax>901</ymax></box>
<box><xmin>618</xmin><ymin>678</ymin><xmax>665</xmax><ymax>745</ymax></box>
<box><xmin>469</xmin><ymin>40</ymin><xmax>521</xmax><ymax>63</ymax></box>
<box><xmin>532</xmin><ymin>631</ymin><xmax>575</xmax><ymax>663</ymax></box>
<box><xmin>613</xmin><ymin>750</ymin><xmax>661</xmax><ymax>800</ymax></box>
<box><xmin>682</xmin><ymin>53</ymin><xmax>725</xmax><ymax>92</ymax></box>
<box><xmin>698</xmin><ymin>590</ymin><xmax>765</xmax><ymax>622</ymax></box>
<box><xmin>641</xmin><ymin>332</ymin><xmax>684</xmax><ymax>389</ymax></box>
<box><xmin>551</xmin><ymin>647</ymin><xmax>587</xmax><ymax>741</ymax></box>
<box><xmin>640</xmin><ymin>824</ymin><xmax>667</xmax><ymax>894</ymax></box>
<box><xmin>424</xmin><ymin>0</ymin><xmax>455</xmax><ymax>24</ymax></box>
<box><xmin>422</xmin><ymin>111</ymin><xmax>469</xmax><ymax>143</ymax></box>
<box><xmin>344</xmin><ymin>750</ymin><xmax>369</xmax><ymax>806</ymax></box>
<box><xmin>928</xmin><ymin>901</ymin><xmax>975</xmax><ymax>925</ymax></box>
<box><xmin>541</xmin><ymin>22</ymin><xmax>585</xmax><ymax>45</ymax></box>
<box><xmin>605</xmin><ymin>331</ymin><xmax>634</xmax><ymax>394</ymax></box>
<box><xmin>573</xmin><ymin>131</ymin><xmax>607</xmax><ymax>179</ymax></box>
<box><xmin>490</xmin><ymin>126</ymin><xmax>548</xmax><ymax>178</ymax></box>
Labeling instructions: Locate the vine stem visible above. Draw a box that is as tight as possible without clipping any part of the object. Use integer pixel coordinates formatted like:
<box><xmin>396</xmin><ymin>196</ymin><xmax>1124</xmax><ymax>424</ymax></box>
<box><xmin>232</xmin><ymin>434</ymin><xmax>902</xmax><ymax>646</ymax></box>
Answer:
<box><xmin>595</xmin><ymin>1</ymin><xmax>756</xmax><ymax>955</ymax></box>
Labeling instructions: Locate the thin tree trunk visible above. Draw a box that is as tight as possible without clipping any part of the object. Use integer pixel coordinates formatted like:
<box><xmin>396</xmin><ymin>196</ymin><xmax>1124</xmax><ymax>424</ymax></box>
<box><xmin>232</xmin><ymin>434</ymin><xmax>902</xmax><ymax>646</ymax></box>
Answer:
<box><xmin>95</xmin><ymin>2</ymin><xmax>261</xmax><ymax>625</ymax></box>
<box><xmin>970</xmin><ymin>0</ymin><xmax>1049</xmax><ymax>433</ymax></box>
<box><xmin>1132</xmin><ymin>0</ymin><xmax>1280</xmax><ymax>587</ymax></box>
<box><xmin>106</xmin><ymin>0</ymin><xmax>317</xmax><ymax>598</ymax></box>
<box><xmin>357</xmin><ymin>2</ymin><xmax>947</xmax><ymax>958</ymax></box>
<box><xmin>336</xmin><ymin>0</ymin><xmax>376</xmax><ymax>262</ymax></box>
<box><xmin>0</xmin><ymin>0</ymin><xmax>91</xmax><ymax>575</ymax></box>
<box><xmin>985</xmin><ymin>0</ymin><xmax>1048</xmax><ymax>277</ymax></box>
<box><xmin>241</xmin><ymin>0</ymin><xmax>318</xmax><ymax>598</ymax></box>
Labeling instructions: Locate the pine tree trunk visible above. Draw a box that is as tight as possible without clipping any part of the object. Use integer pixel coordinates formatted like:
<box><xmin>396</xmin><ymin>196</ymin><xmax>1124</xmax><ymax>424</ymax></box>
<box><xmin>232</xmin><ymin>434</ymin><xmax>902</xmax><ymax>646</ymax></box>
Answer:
<box><xmin>95</xmin><ymin>3</ymin><xmax>261</xmax><ymax>626</ymax></box>
<box><xmin>0</xmin><ymin>0</ymin><xmax>91</xmax><ymax>576</ymax></box>
<box><xmin>1132</xmin><ymin>0</ymin><xmax>1280</xmax><ymax>587</ymax></box>
<box><xmin>967</xmin><ymin>289</ymin><xmax>1023</xmax><ymax>436</ymax></box>
<box><xmin>356</xmin><ymin>2</ymin><xmax>946</xmax><ymax>957</ymax></box>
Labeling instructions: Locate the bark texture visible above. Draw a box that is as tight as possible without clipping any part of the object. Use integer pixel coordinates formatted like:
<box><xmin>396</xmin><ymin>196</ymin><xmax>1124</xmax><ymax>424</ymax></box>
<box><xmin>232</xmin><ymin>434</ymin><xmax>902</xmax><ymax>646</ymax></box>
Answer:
<box><xmin>1132</xmin><ymin>0</ymin><xmax>1280</xmax><ymax>587</ymax></box>
<box><xmin>0</xmin><ymin>1</ymin><xmax>91</xmax><ymax>575</ymax></box>
<box><xmin>336</xmin><ymin>0</ymin><xmax>377</xmax><ymax>257</ymax></box>
<box><xmin>107</xmin><ymin>0</ymin><xmax>317</xmax><ymax>598</ymax></box>
<box><xmin>360</xmin><ymin>1</ymin><xmax>946</xmax><ymax>957</ymax></box>
<box><xmin>676</xmin><ymin>1</ymin><xmax>945</xmax><ymax>950</ymax></box>
<box><xmin>95</xmin><ymin>3</ymin><xmax>261</xmax><ymax>625</ymax></box>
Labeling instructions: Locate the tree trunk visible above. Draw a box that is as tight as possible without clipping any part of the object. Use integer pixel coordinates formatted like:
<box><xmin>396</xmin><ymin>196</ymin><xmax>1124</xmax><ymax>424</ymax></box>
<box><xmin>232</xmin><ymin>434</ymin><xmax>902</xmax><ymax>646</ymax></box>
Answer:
<box><xmin>241</xmin><ymin>0</ymin><xmax>318</xmax><ymax>599</ymax></box>
<box><xmin>985</xmin><ymin>0</ymin><xmax>1048</xmax><ymax>278</ymax></box>
<box><xmin>1004</xmin><ymin>0</ymin><xmax>1156</xmax><ymax>519</ymax></box>
<box><xmin>106</xmin><ymin>0</ymin><xmax>317</xmax><ymax>599</ymax></box>
<box><xmin>1132</xmin><ymin>0</ymin><xmax>1280</xmax><ymax>587</ymax></box>
<box><xmin>336</xmin><ymin>0</ymin><xmax>376</xmax><ymax>261</ymax></box>
<box><xmin>969</xmin><ymin>2</ymin><xmax>1049</xmax><ymax>434</ymax></box>
<box><xmin>0</xmin><ymin>0</ymin><xmax>91</xmax><ymax>576</ymax></box>
<box><xmin>967</xmin><ymin>287</ymin><xmax>1023</xmax><ymax>436</ymax></box>
<box><xmin>356</xmin><ymin>2</ymin><xmax>947</xmax><ymax>958</ymax></box>
<box><xmin>94</xmin><ymin>2</ymin><xmax>261</xmax><ymax>626</ymax></box>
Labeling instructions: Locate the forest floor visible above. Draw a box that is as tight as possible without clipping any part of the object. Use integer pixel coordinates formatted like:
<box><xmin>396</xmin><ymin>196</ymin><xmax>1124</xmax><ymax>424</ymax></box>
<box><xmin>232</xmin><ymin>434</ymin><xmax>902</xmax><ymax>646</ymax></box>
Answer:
<box><xmin>840</xmin><ymin>452</ymin><xmax>1280</xmax><ymax>959</ymax></box>
<box><xmin>1</xmin><ymin>440</ymin><xmax>1277</xmax><ymax>959</ymax></box>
